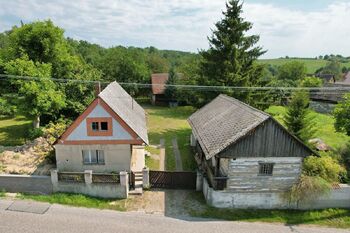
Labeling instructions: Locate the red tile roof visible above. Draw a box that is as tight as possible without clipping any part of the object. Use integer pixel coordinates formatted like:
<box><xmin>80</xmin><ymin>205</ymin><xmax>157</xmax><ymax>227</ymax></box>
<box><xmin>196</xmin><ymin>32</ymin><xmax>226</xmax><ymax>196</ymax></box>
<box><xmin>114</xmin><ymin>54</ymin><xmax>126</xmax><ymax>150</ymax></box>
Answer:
<box><xmin>151</xmin><ymin>73</ymin><xmax>169</xmax><ymax>95</ymax></box>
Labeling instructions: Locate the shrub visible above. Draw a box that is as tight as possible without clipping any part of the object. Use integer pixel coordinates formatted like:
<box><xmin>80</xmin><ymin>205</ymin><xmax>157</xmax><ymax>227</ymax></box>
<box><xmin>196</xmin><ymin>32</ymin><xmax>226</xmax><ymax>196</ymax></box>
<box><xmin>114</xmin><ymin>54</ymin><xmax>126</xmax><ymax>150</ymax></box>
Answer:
<box><xmin>28</xmin><ymin>127</ymin><xmax>44</xmax><ymax>140</ymax></box>
<box><xmin>43</xmin><ymin>119</ymin><xmax>70</xmax><ymax>145</ymax></box>
<box><xmin>303</xmin><ymin>154</ymin><xmax>346</xmax><ymax>183</ymax></box>
<box><xmin>284</xmin><ymin>175</ymin><xmax>331</xmax><ymax>205</ymax></box>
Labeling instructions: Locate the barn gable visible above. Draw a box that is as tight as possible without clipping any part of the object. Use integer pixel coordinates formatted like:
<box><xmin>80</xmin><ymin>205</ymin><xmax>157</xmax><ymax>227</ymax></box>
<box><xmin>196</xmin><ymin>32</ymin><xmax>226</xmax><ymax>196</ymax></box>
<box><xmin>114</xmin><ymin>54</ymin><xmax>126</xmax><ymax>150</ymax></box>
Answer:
<box><xmin>218</xmin><ymin>118</ymin><xmax>314</xmax><ymax>158</ymax></box>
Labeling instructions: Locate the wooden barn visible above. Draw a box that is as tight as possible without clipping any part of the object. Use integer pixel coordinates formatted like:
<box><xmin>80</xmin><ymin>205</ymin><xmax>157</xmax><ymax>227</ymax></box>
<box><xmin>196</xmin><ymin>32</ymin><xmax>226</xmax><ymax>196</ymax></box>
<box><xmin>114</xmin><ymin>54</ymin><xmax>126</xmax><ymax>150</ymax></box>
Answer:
<box><xmin>188</xmin><ymin>95</ymin><xmax>315</xmax><ymax>208</ymax></box>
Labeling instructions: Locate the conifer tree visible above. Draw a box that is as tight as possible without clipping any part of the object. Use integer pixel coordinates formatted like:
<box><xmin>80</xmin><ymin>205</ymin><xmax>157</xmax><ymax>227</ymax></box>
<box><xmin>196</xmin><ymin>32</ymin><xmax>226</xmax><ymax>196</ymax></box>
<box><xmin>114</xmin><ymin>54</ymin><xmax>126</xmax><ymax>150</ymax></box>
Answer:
<box><xmin>199</xmin><ymin>0</ymin><xmax>265</xmax><ymax>102</ymax></box>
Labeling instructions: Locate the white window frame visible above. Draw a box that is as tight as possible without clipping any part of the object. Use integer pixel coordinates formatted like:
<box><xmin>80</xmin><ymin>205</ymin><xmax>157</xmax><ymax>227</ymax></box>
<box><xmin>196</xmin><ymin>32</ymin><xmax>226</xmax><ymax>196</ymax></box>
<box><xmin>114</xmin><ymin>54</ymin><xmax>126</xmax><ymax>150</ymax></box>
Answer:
<box><xmin>82</xmin><ymin>150</ymin><xmax>105</xmax><ymax>165</ymax></box>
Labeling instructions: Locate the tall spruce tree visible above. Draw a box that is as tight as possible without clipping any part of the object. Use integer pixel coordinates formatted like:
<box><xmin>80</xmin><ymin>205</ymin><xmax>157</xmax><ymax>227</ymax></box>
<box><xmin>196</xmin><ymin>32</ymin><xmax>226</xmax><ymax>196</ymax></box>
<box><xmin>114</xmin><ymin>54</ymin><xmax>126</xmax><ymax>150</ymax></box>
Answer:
<box><xmin>200</xmin><ymin>0</ymin><xmax>265</xmax><ymax>103</ymax></box>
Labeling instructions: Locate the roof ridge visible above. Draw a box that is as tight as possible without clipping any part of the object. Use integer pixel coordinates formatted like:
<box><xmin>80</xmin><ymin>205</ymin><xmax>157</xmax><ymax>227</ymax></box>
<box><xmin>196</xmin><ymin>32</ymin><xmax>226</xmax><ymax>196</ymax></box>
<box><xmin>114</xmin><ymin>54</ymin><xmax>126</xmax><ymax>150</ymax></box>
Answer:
<box><xmin>218</xmin><ymin>94</ymin><xmax>270</xmax><ymax>119</ymax></box>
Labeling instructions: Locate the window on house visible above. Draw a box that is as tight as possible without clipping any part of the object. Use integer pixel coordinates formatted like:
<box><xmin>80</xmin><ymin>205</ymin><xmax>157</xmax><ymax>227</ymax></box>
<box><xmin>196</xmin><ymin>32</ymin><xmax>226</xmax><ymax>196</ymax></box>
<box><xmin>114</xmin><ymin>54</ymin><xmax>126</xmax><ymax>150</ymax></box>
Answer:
<box><xmin>87</xmin><ymin>118</ymin><xmax>113</xmax><ymax>136</ymax></box>
<box><xmin>100</xmin><ymin>122</ymin><xmax>108</xmax><ymax>131</ymax></box>
<box><xmin>82</xmin><ymin>150</ymin><xmax>105</xmax><ymax>165</ymax></box>
<box><xmin>259</xmin><ymin>163</ymin><xmax>274</xmax><ymax>176</ymax></box>
<box><xmin>91</xmin><ymin>122</ymin><xmax>99</xmax><ymax>131</ymax></box>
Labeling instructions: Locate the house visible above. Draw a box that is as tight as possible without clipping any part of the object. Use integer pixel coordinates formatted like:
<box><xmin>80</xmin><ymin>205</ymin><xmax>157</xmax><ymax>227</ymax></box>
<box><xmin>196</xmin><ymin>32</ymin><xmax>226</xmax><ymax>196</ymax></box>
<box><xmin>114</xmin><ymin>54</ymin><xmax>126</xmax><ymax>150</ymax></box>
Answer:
<box><xmin>54</xmin><ymin>81</ymin><xmax>148</xmax><ymax>174</ymax></box>
<box><xmin>151</xmin><ymin>73</ymin><xmax>169</xmax><ymax>105</ymax></box>
<box><xmin>188</xmin><ymin>94</ymin><xmax>315</xmax><ymax>209</ymax></box>
<box><xmin>316</xmin><ymin>73</ymin><xmax>336</xmax><ymax>83</ymax></box>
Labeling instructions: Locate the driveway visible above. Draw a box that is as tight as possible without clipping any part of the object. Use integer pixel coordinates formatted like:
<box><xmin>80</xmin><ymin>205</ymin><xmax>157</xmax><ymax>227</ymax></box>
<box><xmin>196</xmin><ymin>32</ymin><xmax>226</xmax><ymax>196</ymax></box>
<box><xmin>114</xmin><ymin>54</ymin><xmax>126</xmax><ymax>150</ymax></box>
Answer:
<box><xmin>0</xmin><ymin>199</ymin><xmax>349</xmax><ymax>233</ymax></box>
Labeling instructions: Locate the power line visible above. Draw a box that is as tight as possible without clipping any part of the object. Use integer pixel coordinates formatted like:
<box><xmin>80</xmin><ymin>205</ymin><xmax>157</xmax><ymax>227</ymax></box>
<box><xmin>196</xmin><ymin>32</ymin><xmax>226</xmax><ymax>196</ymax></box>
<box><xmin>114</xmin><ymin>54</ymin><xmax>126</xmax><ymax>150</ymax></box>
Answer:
<box><xmin>1</xmin><ymin>73</ymin><xmax>350</xmax><ymax>92</ymax></box>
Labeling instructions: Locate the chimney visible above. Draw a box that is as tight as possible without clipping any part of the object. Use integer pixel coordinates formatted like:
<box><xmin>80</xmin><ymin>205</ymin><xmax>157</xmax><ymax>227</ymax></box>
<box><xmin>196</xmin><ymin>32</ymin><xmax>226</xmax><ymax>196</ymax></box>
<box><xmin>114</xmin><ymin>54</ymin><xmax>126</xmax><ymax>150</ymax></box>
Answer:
<box><xmin>94</xmin><ymin>82</ymin><xmax>101</xmax><ymax>97</ymax></box>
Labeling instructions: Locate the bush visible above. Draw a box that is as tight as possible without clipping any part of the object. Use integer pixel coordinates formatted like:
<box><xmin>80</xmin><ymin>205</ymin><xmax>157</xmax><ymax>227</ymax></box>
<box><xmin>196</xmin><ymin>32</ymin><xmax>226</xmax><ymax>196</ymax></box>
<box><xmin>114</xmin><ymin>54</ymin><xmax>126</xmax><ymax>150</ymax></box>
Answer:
<box><xmin>43</xmin><ymin>119</ymin><xmax>70</xmax><ymax>145</ymax></box>
<box><xmin>303</xmin><ymin>154</ymin><xmax>346</xmax><ymax>183</ymax></box>
<box><xmin>284</xmin><ymin>175</ymin><xmax>331</xmax><ymax>205</ymax></box>
<box><xmin>28</xmin><ymin>127</ymin><xmax>44</xmax><ymax>140</ymax></box>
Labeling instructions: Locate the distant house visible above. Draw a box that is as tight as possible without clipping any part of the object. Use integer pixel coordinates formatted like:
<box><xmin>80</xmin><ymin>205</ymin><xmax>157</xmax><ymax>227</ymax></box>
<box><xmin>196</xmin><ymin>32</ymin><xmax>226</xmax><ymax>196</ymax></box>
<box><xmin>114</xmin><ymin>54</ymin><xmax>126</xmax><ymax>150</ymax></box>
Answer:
<box><xmin>151</xmin><ymin>73</ymin><xmax>169</xmax><ymax>105</ymax></box>
<box><xmin>316</xmin><ymin>73</ymin><xmax>336</xmax><ymax>83</ymax></box>
<box><xmin>54</xmin><ymin>81</ymin><xmax>148</xmax><ymax>174</ymax></box>
<box><xmin>188</xmin><ymin>95</ymin><xmax>315</xmax><ymax>209</ymax></box>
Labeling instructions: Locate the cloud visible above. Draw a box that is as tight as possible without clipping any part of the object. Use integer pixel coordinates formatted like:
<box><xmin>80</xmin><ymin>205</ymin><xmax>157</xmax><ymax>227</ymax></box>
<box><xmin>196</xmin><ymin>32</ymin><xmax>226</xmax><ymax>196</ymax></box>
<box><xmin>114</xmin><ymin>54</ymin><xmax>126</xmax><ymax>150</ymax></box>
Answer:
<box><xmin>0</xmin><ymin>0</ymin><xmax>349</xmax><ymax>58</ymax></box>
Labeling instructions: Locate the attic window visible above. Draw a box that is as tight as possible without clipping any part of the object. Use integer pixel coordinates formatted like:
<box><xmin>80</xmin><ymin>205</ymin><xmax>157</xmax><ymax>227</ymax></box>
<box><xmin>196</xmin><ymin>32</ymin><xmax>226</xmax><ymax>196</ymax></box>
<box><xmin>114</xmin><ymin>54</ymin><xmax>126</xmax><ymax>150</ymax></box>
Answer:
<box><xmin>86</xmin><ymin>117</ymin><xmax>113</xmax><ymax>136</ymax></box>
<box><xmin>100</xmin><ymin>122</ymin><xmax>108</xmax><ymax>131</ymax></box>
<box><xmin>91</xmin><ymin>122</ymin><xmax>99</xmax><ymax>131</ymax></box>
<box><xmin>259</xmin><ymin>163</ymin><xmax>274</xmax><ymax>176</ymax></box>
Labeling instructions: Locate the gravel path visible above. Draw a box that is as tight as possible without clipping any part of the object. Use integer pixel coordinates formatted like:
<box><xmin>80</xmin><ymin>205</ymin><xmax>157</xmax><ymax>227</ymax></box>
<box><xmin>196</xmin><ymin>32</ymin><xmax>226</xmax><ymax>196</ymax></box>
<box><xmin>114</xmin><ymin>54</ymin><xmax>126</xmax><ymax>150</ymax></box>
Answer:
<box><xmin>159</xmin><ymin>139</ymin><xmax>165</xmax><ymax>171</ymax></box>
<box><xmin>172</xmin><ymin>138</ymin><xmax>183</xmax><ymax>171</ymax></box>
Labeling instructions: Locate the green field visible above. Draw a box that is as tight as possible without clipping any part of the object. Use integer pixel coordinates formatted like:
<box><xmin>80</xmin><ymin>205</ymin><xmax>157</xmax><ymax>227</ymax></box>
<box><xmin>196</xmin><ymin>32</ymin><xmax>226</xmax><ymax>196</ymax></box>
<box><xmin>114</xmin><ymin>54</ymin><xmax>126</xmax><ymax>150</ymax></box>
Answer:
<box><xmin>266</xmin><ymin>106</ymin><xmax>350</xmax><ymax>149</ymax></box>
<box><xmin>145</xmin><ymin>105</ymin><xmax>197</xmax><ymax>171</ymax></box>
<box><xmin>258</xmin><ymin>58</ymin><xmax>350</xmax><ymax>74</ymax></box>
<box><xmin>0</xmin><ymin>115</ymin><xmax>32</xmax><ymax>146</ymax></box>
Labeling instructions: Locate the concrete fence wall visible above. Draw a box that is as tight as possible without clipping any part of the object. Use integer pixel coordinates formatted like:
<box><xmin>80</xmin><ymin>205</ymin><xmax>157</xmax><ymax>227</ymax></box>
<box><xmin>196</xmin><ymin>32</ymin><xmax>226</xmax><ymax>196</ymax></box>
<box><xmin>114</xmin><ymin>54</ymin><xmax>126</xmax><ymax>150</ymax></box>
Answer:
<box><xmin>202</xmin><ymin>178</ymin><xmax>350</xmax><ymax>210</ymax></box>
<box><xmin>0</xmin><ymin>174</ymin><xmax>52</xmax><ymax>194</ymax></box>
<box><xmin>51</xmin><ymin>170</ymin><xmax>129</xmax><ymax>199</ymax></box>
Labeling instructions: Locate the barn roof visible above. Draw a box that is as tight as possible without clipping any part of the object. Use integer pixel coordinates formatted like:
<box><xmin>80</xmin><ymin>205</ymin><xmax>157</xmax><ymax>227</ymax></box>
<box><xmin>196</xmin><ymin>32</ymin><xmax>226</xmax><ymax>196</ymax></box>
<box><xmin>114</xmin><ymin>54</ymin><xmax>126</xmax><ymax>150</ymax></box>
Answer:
<box><xmin>188</xmin><ymin>94</ymin><xmax>313</xmax><ymax>160</ymax></box>
<box><xmin>151</xmin><ymin>73</ymin><xmax>169</xmax><ymax>95</ymax></box>
<box><xmin>99</xmin><ymin>81</ymin><xmax>149</xmax><ymax>144</ymax></box>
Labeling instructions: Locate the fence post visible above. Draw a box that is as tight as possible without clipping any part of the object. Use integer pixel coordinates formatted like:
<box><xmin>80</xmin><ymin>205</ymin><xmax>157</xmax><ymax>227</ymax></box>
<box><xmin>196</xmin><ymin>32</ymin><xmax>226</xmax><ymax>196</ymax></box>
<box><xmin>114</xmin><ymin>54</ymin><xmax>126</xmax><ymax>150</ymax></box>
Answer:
<box><xmin>84</xmin><ymin>170</ymin><xmax>93</xmax><ymax>185</ymax></box>
<box><xmin>50</xmin><ymin>169</ymin><xmax>58</xmax><ymax>192</ymax></box>
<box><xmin>120</xmin><ymin>171</ymin><xmax>129</xmax><ymax>198</ymax></box>
<box><xmin>142</xmin><ymin>167</ymin><xmax>150</xmax><ymax>188</ymax></box>
<box><xmin>196</xmin><ymin>170</ymin><xmax>203</xmax><ymax>191</ymax></box>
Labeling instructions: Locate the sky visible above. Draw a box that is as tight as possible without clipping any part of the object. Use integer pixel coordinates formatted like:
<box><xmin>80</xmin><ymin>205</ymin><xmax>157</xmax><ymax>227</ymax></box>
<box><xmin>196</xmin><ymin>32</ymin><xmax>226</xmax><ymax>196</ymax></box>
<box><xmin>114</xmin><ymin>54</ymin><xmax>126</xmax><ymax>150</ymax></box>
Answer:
<box><xmin>0</xmin><ymin>0</ymin><xmax>349</xmax><ymax>58</ymax></box>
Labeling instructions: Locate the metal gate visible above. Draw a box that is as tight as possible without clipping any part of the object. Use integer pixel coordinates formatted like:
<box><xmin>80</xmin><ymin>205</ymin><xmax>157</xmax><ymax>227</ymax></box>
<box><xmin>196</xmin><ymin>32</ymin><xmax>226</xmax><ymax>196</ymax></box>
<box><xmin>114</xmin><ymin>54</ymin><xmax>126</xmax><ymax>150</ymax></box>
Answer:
<box><xmin>149</xmin><ymin>171</ymin><xmax>196</xmax><ymax>189</ymax></box>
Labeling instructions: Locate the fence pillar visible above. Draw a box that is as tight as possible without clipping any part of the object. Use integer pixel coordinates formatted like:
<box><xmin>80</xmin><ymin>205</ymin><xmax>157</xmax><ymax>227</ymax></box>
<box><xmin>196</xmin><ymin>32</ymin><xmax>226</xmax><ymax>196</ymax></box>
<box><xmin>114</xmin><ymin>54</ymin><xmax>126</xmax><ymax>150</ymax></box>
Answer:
<box><xmin>50</xmin><ymin>169</ymin><xmax>58</xmax><ymax>192</ymax></box>
<box><xmin>50</xmin><ymin>169</ymin><xmax>58</xmax><ymax>184</ymax></box>
<box><xmin>84</xmin><ymin>170</ymin><xmax>93</xmax><ymax>185</ymax></box>
<box><xmin>142</xmin><ymin>167</ymin><xmax>150</xmax><ymax>188</ymax></box>
<box><xmin>196</xmin><ymin>170</ymin><xmax>203</xmax><ymax>191</ymax></box>
<box><xmin>120</xmin><ymin>171</ymin><xmax>129</xmax><ymax>198</ymax></box>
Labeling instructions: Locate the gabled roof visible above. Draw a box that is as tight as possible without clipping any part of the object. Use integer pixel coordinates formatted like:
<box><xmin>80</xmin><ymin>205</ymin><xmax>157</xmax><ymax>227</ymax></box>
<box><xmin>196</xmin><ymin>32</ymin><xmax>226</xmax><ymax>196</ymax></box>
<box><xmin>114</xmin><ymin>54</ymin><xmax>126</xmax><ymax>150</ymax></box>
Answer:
<box><xmin>151</xmin><ymin>73</ymin><xmax>169</xmax><ymax>95</ymax></box>
<box><xmin>188</xmin><ymin>94</ymin><xmax>313</xmax><ymax>160</ymax></box>
<box><xmin>99</xmin><ymin>81</ymin><xmax>149</xmax><ymax>144</ymax></box>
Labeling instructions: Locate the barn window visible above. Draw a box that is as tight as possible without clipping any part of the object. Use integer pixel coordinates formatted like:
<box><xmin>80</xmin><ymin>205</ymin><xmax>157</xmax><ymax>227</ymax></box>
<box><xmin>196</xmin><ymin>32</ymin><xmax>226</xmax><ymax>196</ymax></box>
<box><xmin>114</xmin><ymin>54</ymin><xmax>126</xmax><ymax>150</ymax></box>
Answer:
<box><xmin>259</xmin><ymin>163</ymin><xmax>274</xmax><ymax>176</ymax></box>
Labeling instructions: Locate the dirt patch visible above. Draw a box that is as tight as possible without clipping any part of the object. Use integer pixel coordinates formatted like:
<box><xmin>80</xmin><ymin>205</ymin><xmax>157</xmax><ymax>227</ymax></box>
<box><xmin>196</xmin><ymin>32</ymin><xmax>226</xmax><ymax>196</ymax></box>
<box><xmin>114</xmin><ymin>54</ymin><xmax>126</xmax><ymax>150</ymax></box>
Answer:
<box><xmin>126</xmin><ymin>190</ymin><xmax>205</xmax><ymax>217</ymax></box>
<box><xmin>0</xmin><ymin>137</ymin><xmax>55</xmax><ymax>175</ymax></box>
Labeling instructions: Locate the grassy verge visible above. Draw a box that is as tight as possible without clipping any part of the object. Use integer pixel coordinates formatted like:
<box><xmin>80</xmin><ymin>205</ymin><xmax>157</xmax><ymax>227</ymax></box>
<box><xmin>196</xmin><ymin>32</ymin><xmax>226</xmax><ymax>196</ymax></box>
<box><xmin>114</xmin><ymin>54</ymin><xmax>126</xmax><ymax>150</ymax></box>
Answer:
<box><xmin>266</xmin><ymin>106</ymin><xmax>350</xmax><ymax>149</ymax></box>
<box><xmin>145</xmin><ymin>105</ymin><xmax>196</xmax><ymax>171</ymax></box>
<box><xmin>18</xmin><ymin>193</ymin><xmax>127</xmax><ymax>211</ymax></box>
<box><xmin>188</xmin><ymin>193</ymin><xmax>350</xmax><ymax>229</ymax></box>
<box><xmin>0</xmin><ymin>115</ymin><xmax>32</xmax><ymax>146</ymax></box>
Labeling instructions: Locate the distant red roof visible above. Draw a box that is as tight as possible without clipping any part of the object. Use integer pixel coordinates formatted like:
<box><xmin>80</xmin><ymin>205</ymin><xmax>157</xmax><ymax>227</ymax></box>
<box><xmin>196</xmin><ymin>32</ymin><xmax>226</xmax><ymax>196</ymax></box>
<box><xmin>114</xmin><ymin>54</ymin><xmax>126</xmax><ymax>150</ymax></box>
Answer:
<box><xmin>151</xmin><ymin>73</ymin><xmax>169</xmax><ymax>95</ymax></box>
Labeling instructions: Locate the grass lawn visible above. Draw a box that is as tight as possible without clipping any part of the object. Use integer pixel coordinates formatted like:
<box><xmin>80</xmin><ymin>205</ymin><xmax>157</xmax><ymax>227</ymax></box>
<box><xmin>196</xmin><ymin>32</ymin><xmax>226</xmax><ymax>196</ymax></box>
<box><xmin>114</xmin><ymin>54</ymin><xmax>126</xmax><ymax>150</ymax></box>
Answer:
<box><xmin>145</xmin><ymin>154</ymin><xmax>160</xmax><ymax>170</ymax></box>
<box><xmin>257</xmin><ymin>58</ymin><xmax>350</xmax><ymax>74</ymax></box>
<box><xmin>144</xmin><ymin>105</ymin><xmax>197</xmax><ymax>171</ymax></box>
<box><xmin>266</xmin><ymin>106</ymin><xmax>350</xmax><ymax>149</ymax></box>
<box><xmin>18</xmin><ymin>193</ymin><xmax>127</xmax><ymax>211</ymax></box>
<box><xmin>0</xmin><ymin>115</ymin><xmax>32</xmax><ymax>146</ymax></box>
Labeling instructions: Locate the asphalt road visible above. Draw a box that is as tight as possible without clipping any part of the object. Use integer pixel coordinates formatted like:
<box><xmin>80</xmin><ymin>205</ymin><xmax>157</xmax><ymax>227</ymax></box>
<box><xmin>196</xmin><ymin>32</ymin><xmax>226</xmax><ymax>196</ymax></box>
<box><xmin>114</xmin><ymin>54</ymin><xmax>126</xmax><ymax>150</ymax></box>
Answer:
<box><xmin>0</xmin><ymin>200</ymin><xmax>349</xmax><ymax>233</ymax></box>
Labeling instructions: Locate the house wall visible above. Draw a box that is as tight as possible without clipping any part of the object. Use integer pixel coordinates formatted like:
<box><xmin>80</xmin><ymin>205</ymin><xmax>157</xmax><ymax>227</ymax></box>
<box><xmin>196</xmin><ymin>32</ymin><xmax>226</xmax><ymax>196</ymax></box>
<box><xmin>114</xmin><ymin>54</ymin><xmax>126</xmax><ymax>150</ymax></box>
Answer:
<box><xmin>66</xmin><ymin>103</ymin><xmax>133</xmax><ymax>141</ymax></box>
<box><xmin>225</xmin><ymin>157</ymin><xmax>302</xmax><ymax>192</ymax></box>
<box><xmin>55</xmin><ymin>144</ymin><xmax>132</xmax><ymax>173</ymax></box>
